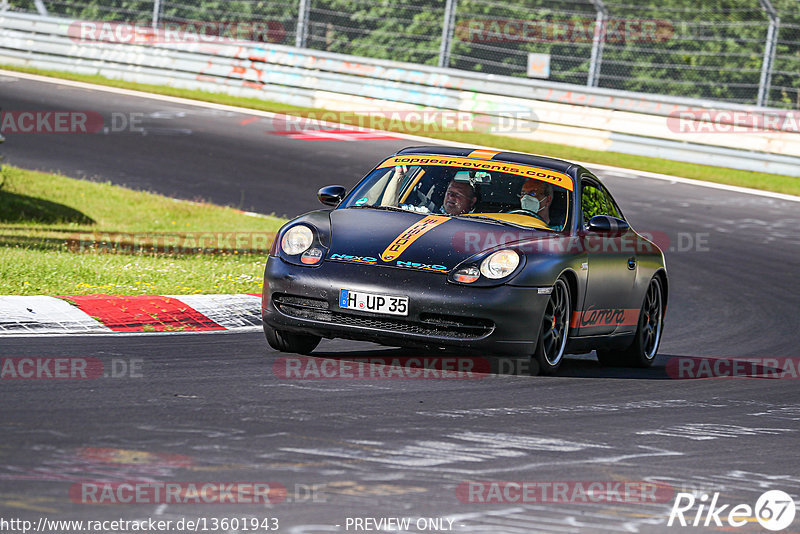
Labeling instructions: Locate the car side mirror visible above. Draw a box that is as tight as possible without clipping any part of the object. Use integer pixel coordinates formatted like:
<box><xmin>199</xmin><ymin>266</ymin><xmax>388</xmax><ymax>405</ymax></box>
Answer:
<box><xmin>318</xmin><ymin>185</ymin><xmax>346</xmax><ymax>207</ymax></box>
<box><xmin>586</xmin><ymin>215</ymin><xmax>630</xmax><ymax>234</ymax></box>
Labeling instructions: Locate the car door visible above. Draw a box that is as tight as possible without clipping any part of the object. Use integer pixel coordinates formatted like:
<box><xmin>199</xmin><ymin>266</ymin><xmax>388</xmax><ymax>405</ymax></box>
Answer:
<box><xmin>575</xmin><ymin>177</ymin><xmax>638</xmax><ymax>336</ymax></box>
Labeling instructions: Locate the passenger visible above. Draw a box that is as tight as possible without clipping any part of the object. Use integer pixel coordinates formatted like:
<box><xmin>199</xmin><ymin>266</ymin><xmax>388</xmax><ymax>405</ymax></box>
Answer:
<box><xmin>518</xmin><ymin>179</ymin><xmax>554</xmax><ymax>225</ymax></box>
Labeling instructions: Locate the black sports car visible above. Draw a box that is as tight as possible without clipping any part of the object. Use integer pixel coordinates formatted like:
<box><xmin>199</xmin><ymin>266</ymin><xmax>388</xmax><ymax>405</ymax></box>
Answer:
<box><xmin>262</xmin><ymin>146</ymin><xmax>667</xmax><ymax>374</ymax></box>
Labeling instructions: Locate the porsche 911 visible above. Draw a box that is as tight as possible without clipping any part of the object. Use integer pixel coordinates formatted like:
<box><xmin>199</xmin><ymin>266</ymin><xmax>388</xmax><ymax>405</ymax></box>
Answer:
<box><xmin>262</xmin><ymin>146</ymin><xmax>667</xmax><ymax>374</ymax></box>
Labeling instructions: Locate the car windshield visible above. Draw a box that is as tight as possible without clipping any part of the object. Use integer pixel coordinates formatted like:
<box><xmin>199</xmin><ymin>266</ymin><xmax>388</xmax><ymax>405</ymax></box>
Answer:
<box><xmin>339</xmin><ymin>155</ymin><xmax>573</xmax><ymax>231</ymax></box>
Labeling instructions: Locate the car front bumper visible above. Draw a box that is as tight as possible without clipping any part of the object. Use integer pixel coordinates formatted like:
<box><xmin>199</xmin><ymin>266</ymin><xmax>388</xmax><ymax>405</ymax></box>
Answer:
<box><xmin>262</xmin><ymin>256</ymin><xmax>551</xmax><ymax>356</ymax></box>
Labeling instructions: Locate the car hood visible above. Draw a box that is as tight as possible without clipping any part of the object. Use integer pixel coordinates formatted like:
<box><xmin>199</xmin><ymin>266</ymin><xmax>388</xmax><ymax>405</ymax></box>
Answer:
<box><xmin>326</xmin><ymin>208</ymin><xmax>551</xmax><ymax>269</ymax></box>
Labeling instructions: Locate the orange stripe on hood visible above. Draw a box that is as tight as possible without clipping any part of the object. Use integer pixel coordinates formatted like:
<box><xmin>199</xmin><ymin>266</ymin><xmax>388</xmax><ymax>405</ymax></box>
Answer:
<box><xmin>380</xmin><ymin>215</ymin><xmax>449</xmax><ymax>262</ymax></box>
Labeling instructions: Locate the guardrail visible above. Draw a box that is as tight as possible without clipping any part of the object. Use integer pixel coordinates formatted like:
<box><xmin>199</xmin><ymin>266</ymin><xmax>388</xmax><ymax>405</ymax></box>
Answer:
<box><xmin>1</xmin><ymin>11</ymin><xmax>799</xmax><ymax>177</ymax></box>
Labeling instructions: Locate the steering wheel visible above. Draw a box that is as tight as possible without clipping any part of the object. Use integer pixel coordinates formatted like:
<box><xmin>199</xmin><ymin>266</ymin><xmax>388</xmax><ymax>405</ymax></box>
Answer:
<box><xmin>507</xmin><ymin>209</ymin><xmax>547</xmax><ymax>223</ymax></box>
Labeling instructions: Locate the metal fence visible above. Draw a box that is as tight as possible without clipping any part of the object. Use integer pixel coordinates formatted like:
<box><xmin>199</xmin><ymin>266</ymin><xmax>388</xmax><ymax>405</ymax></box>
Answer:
<box><xmin>3</xmin><ymin>0</ymin><xmax>799</xmax><ymax>109</ymax></box>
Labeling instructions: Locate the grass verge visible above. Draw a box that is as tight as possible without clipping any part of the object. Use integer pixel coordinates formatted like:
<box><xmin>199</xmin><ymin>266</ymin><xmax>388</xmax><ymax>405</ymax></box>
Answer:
<box><xmin>2</xmin><ymin>64</ymin><xmax>798</xmax><ymax>197</ymax></box>
<box><xmin>0</xmin><ymin>165</ymin><xmax>285</xmax><ymax>295</ymax></box>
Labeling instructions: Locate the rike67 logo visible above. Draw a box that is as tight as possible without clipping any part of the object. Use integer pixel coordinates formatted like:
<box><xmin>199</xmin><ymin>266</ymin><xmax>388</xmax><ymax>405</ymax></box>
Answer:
<box><xmin>668</xmin><ymin>490</ymin><xmax>796</xmax><ymax>531</ymax></box>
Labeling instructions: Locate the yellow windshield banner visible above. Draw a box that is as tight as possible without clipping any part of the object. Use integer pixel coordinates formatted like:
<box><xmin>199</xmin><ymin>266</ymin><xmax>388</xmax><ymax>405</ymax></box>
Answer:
<box><xmin>378</xmin><ymin>155</ymin><xmax>574</xmax><ymax>191</ymax></box>
<box><xmin>381</xmin><ymin>215</ymin><xmax>449</xmax><ymax>262</ymax></box>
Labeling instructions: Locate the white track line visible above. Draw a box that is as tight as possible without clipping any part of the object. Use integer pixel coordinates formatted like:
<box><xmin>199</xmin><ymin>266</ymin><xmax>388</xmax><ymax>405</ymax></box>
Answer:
<box><xmin>2</xmin><ymin>68</ymin><xmax>798</xmax><ymax>203</ymax></box>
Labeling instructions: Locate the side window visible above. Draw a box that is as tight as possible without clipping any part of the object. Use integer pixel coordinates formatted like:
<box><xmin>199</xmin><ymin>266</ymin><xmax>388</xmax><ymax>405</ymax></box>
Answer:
<box><xmin>581</xmin><ymin>182</ymin><xmax>606</xmax><ymax>225</ymax></box>
<box><xmin>582</xmin><ymin>180</ymin><xmax>625</xmax><ymax>224</ymax></box>
<box><xmin>599</xmin><ymin>186</ymin><xmax>623</xmax><ymax>220</ymax></box>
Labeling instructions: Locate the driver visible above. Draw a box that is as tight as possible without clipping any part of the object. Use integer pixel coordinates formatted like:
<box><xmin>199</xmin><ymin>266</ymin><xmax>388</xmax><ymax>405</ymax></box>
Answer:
<box><xmin>518</xmin><ymin>179</ymin><xmax>554</xmax><ymax>226</ymax></box>
<box><xmin>441</xmin><ymin>179</ymin><xmax>477</xmax><ymax>216</ymax></box>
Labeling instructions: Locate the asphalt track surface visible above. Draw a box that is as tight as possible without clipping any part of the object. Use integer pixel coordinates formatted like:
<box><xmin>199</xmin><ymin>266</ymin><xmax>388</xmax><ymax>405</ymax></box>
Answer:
<box><xmin>2</xmin><ymin>74</ymin><xmax>800</xmax><ymax>533</ymax></box>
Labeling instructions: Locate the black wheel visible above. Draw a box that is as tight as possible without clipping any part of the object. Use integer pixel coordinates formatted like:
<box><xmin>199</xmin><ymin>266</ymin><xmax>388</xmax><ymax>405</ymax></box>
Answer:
<box><xmin>264</xmin><ymin>325</ymin><xmax>320</xmax><ymax>355</ymax></box>
<box><xmin>597</xmin><ymin>277</ymin><xmax>664</xmax><ymax>368</ymax></box>
<box><xmin>531</xmin><ymin>277</ymin><xmax>571</xmax><ymax>375</ymax></box>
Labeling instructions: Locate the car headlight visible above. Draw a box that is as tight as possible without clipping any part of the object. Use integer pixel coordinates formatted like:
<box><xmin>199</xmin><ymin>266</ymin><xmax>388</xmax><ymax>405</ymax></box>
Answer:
<box><xmin>281</xmin><ymin>225</ymin><xmax>314</xmax><ymax>255</ymax></box>
<box><xmin>480</xmin><ymin>249</ymin><xmax>520</xmax><ymax>279</ymax></box>
<box><xmin>453</xmin><ymin>265</ymin><xmax>480</xmax><ymax>284</ymax></box>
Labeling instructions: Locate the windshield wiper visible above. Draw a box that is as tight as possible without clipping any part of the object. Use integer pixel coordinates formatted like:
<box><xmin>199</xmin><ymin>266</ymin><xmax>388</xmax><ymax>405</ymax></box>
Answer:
<box><xmin>348</xmin><ymin>207</ymin><xmax>557</xmax><ymax>231</ymax></box>
<box><xmin>348</xmin><ymin>205</ymin><xmax>410</xmax><ymax>213</ymax></box>
<box><xmin>456</xmin><ymin>214</ymin><xmax>555</xmax><ymax>231</ymax></box>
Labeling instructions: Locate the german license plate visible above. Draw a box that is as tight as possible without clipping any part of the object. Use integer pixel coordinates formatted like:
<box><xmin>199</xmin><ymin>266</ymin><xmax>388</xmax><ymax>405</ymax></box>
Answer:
<box><xmin>339</xmin><ymin>289</ymin><xmax>408</xmax><ymax>316</ymax></box>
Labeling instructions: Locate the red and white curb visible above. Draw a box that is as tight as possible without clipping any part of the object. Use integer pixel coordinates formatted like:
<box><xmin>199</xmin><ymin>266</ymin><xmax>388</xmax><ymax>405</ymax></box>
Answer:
<box><xmin>0</xmin><ymin>294</ymin><xmax>262</xmax><ymax>335</ymax></box>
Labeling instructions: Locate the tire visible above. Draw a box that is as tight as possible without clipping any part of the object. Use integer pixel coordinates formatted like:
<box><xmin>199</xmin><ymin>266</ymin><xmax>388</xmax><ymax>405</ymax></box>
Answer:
<box><xmin>264</xmin><ymin>325</ymin><xmax>321</xmax><ymax>355</ymax></box>
<box><xmin>531</xmin><ymin>277</ymin><xmax>571</xmax><ymax>375</ymax></box>
<box><xmin>597</xmin><ymin>277</ymin><xmax>664</xmax><ymax>368</ymax></box>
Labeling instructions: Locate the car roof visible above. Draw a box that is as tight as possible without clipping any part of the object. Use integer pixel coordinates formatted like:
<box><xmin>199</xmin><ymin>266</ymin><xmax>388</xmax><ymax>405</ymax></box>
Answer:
<box><xmin>395</xmin><ymin>146</ymin><xmax>579</xmax><ymax>176</ymax></box>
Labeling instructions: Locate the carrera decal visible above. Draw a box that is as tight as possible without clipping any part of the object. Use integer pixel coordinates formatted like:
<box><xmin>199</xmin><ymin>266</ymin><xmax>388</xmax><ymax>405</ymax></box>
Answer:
<box><xmin>381</xmin><ymin>215</ymin><xmax>449</xmax><ymax>262</ymax></box>
<box><xmin>378</xmin><ymin>156</ymin><xmax>573</xmax><ymax>191</ymax></box>
<box><xmin>570</xmin><ymin>308</ymin><xmax>640</xmax><ymax>328</ymax></box>
<box><xmin>329</xmin><ymin>253</ymin><xmax>378</xmax><ymax>264</ymax></box>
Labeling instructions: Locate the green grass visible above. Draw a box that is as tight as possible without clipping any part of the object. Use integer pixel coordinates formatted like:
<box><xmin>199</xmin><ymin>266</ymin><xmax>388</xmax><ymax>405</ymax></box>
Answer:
<box><xmin>2</xmin><ymin>64</ymin><xmax>798</xmax><ymax>197</ymax></box>
<box><xmin>0</xmin><ymin>165</ymin><xmax>285</xmax><ymax>295</ymax></box>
